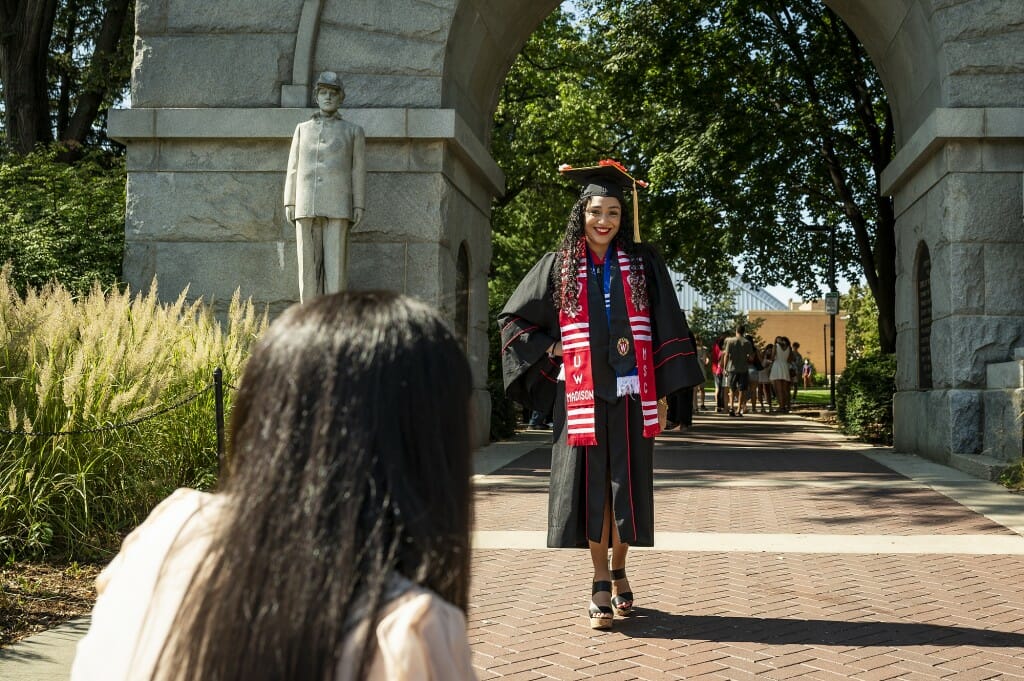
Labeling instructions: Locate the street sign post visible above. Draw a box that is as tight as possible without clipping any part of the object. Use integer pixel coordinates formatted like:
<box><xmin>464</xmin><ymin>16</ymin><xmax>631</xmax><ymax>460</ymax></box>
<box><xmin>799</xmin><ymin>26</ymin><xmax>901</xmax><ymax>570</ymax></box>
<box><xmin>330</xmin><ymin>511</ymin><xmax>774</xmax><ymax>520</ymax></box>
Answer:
<box><xmin>825</xmin><ymin>292</ymin><xmax>839</xmax><ymax>315</ymax></box>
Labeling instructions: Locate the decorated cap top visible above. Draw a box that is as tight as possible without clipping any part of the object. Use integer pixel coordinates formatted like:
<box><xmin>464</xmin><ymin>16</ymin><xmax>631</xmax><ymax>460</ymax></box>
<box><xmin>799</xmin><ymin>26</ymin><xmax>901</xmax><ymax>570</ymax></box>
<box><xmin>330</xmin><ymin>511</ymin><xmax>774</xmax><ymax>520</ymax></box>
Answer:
<box><xmin>558</xmin><ymin>159</ymin><xmax>648</xmax><ymax>201</ymax></box>
<box><xmin>559</xmin><ymin>159</ymin><xmax>649</xmax><ymax>242</ymax></box>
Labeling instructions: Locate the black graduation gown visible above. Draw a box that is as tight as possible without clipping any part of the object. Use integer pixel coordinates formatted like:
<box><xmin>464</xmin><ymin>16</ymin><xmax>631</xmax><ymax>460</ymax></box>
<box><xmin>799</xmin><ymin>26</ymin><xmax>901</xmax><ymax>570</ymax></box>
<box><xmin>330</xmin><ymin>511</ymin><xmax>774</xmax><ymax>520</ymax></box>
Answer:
<box><xmin>498</xmin><ymin>244</ymin><xmax>704</xmax><ymax>548</ymax></box>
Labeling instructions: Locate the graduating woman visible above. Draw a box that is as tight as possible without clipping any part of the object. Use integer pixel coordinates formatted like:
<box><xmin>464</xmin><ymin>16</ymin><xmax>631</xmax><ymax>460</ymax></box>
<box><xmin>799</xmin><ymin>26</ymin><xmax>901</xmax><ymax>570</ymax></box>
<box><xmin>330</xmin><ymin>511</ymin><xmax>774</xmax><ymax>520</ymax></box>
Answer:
<box><xmin>498</xmin><ymin>160</ymin><xmax>704</xmax><ymax>630</ymax></box>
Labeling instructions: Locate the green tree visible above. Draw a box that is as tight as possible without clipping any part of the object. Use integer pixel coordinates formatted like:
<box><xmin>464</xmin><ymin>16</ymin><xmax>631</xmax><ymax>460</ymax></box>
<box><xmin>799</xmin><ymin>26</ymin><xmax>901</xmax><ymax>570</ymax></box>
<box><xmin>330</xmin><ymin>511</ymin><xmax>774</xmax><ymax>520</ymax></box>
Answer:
<box><xmin>687</xmin><ymin>288</ymin><xmax>765</xmax><ymax>348</ymax></box>
<box><xmin>0</xmin><ymin>147</ymin><xmax>125</xmax><ymax>294</ymax></box>
<box><xmin>688</xmin><ymin>290</ymin><xmax>740</xmax><ymax>344</ymax></box>
<box><xmin>488</xmin><ymin>8</ymin><xmax>643</xmax><ymax>432</ymax></box>
<box><xmin>489</xmin><ymin>7</ymin><xmax>622</xmax><ymax>309</ymax></box>
<box><xmin>0</xmin><ymin>0</ymin><xmax>134</xmax><ymax>154</ymax></box>
<box><xmin>576</xmin><ymin>0</ymin><xmax>897</xmax><ymax>351</ymax></box>
<box><xmin>843</xmin><ymin>282</ymin><xmax>881</xmax><ymax>361</ymax></box>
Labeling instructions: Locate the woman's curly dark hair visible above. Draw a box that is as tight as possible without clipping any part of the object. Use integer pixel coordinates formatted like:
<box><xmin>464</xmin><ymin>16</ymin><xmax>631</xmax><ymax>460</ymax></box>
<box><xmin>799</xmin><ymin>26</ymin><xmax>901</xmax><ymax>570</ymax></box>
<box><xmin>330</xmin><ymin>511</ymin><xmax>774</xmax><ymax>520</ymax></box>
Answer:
<box><xmin>552</xmin><ymin>195</ymin><xmax>649</xmax><ymax>315</ymax></box>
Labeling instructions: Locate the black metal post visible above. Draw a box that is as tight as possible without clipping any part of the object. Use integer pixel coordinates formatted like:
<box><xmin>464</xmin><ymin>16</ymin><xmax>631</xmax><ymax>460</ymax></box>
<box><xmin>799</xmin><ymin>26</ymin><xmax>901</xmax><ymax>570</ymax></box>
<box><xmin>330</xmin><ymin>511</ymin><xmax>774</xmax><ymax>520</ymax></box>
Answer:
<box><xmin>800</xmin><ymin>222</ymin><xmax>839</xmax><ymax>410</ymax></box>
<box><xmin>213</xmin><ymin>367</ymin><xmax>225</xmax><ymax>473</ymax></box>
<box><xmin>828</xmin><ymin>225</ymin><xmax>837</xmax><ymax>411</ymax></box>
<box><xmin>822</xmin><ymin>324</ymin><xmax>828</xmax><ymax>381</ymax></box>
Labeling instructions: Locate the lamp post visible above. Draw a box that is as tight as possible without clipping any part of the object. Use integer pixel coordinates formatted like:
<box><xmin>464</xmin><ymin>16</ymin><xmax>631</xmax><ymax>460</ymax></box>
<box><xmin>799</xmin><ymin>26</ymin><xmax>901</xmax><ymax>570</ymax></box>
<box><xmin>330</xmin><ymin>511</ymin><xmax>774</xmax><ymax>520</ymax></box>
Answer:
<box><xmin>822</xmin><ymin>323</ymin><xmax>827</xmax><ymax>379</ymax></box>
<box><xmin>802</xmin><ymin>223</ymin><xmax>837</xmax><ymax>410</ymax></box>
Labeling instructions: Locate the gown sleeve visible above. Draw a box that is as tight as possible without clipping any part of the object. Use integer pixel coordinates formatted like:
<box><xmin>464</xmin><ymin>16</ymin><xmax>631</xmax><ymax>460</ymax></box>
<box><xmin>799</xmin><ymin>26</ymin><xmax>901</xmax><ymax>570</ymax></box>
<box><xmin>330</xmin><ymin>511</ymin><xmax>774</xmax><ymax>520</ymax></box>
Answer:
<box><xmin>496</xmin><ymin>253</ymin><xmax>563</xmax><ymax>414</ymax></box>
<box><xmin>640</xmin><ymin>244</ymin><xmax>706</xmax><ymax>397</ymax></box>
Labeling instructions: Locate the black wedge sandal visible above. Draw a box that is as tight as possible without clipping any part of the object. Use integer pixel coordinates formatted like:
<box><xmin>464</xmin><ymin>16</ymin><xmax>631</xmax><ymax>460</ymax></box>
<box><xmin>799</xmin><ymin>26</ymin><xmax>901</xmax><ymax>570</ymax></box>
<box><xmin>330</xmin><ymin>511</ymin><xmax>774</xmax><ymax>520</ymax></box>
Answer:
<box><xmin>589</xmin><ymin>580</ymin><xmax>614</xmax><ymax>630</ymax></box>
<box><xmin>610</xmin><ymin>568</ymin><xmax>634</xmax><ymax>616</ymax></box>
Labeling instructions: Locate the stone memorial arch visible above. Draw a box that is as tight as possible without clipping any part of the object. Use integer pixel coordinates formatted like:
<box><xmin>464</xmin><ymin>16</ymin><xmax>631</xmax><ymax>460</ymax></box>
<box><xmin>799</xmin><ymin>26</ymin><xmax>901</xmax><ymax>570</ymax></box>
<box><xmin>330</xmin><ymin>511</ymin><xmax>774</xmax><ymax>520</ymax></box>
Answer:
<box><xmin>110</xmin><ymin>0</ymin><xmax>1023</xmax><ymax>469</ymax></box>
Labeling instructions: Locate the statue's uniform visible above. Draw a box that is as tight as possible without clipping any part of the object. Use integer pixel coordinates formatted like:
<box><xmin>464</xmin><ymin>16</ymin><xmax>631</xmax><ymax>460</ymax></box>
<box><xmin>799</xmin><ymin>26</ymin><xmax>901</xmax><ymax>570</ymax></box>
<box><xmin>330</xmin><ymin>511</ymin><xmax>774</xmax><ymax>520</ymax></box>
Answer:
<box><xmin>284</xmin><ymin>111</ymin><xmax>365</xmax><ymax>299</ymax></box>
<box><xmin>285</xmin><ymin>112</ymin><xmax>365</xmax><ymax>221</ymax></box>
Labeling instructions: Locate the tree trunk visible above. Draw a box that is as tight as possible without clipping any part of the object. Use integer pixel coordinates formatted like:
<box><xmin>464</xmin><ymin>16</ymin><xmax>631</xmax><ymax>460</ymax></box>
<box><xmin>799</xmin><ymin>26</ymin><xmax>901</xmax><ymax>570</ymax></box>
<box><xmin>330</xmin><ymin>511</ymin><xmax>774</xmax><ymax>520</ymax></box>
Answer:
<box><xmin>768</xmin><ymin>5</ymin><xmax>899</xmax><ymax>355</ymax></box>
<box><xmin>61</xmin><ymin>0</ymin><xmax>132</xmax><ymax>149</ymax></box>
<box><xmin>0</xmin><ymin>0</ymin><xmax>59</xmax><ymax>153</ymax></box>
<box><xmin>837</xmin><ymin>14</ymin><xmax>898</xmax><ymax>355</ymax></box>
<box><xmin>873</xmin><ymin>195</ymin><xmax>898</xmax><ymax>354</ymax></box>
<box><xmin>55</xmin><ymin>0</ymin><xmax>81</xmax><ymax>139</ymax></box>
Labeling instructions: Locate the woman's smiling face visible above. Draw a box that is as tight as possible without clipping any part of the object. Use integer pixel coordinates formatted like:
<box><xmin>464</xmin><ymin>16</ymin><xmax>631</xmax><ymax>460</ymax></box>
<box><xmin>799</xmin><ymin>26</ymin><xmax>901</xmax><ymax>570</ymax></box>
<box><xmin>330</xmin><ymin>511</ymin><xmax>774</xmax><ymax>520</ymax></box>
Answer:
<box><xmin>583</xmin><ymin>195</ymin><xmax>621</xmax><ymax>257</ymax></box>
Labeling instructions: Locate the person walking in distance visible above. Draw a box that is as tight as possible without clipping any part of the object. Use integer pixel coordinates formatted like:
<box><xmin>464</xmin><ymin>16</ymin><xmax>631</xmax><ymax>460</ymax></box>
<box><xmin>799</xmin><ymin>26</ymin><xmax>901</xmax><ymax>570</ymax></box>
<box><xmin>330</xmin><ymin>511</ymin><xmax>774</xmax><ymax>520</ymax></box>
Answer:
<box><xmin>285</xmin><ymin>71</ymin><xmax>366</xmax><ymax>301</ymax></box>
<box><xmin>720</xmin><ymin>325</ymin><xmax>754</xmax><ymax>417</ymax></box>
<box><xmin>769</xmin><ymin>335</ymin><xmax>794</xmax><ymax>413</ymax></box>
<box><xmin>790</xmin><ymin>341</ymin><xmax>804</xmax><ymax>403</ymax></box>
<box><xmin>745</xmin><ymin>333</ymin><xmax>762</xmax><ymax>415</ymax></box>
<box><xmin>711</xmin><ymin>335</ymin><xmax>726</xmax><ymax>413</ymax></box>
<box><xmin>757</xmin><ymin>342</ymin><xmax>774</xmax><ymax>413</ymax></box>
<box><xmin>694</xmin><ymin>335</ymin><xmax>709</xmax><ymax>411</ymax></box>
<box><xmin>802</xmin><ymin>357</ymin><xmax>814</xmax><ymax>388</ymax></box>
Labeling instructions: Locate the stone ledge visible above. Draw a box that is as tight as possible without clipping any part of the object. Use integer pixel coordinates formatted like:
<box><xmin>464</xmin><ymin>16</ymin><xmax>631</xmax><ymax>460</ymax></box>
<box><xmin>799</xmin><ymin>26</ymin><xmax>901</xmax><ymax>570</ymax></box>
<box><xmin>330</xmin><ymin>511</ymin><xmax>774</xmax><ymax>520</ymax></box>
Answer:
<box><xmin>987</xmin><ymin>360</ymin><xmax>1024</xmax><ymax>389</ymax></box>
<box><xmin>108</xmin><ymin>107</ymin><xmax>504</xmax><ymax>196</ymax></box>
<box><xmin>881</xmin><ymin>107</ymin><xmax>1024</xmax><ymax>197</ymax></box>
<box><xmin>949</xmin><ymin>451</ymin><xmax>1011</xmax><ymax>482</ymax></box>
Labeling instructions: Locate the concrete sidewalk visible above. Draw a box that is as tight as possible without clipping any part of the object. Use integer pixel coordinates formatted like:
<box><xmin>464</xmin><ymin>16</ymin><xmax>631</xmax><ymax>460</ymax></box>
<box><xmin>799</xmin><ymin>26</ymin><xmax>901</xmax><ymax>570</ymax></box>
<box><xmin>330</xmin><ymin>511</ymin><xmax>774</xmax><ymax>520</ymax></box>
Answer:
<box><xmin>3</xmin><ymin>411</ymin><xmax>1023</xmax><ymax>680</ymax></box>
<box><xmin>469</xmin><ymin>412</ymin><xmax>1024</xmax><ymax>680</ymax></box>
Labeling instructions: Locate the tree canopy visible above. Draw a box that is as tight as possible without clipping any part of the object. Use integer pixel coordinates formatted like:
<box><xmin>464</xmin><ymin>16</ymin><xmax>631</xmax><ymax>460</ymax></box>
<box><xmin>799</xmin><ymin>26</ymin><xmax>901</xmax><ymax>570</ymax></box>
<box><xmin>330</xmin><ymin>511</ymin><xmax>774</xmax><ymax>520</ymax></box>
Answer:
<box><xmin>0</xmin><ymin>147</ymin><xmax>125</xmax><ymax>295</ymax></box>
<box><xmin>842</xmin><ymin>283</ymin><xmax>882</xmax><ymax>361</ymax></box>
<box><xmin>0</xmin><ymin>1</ymin><xmax>132</xmax><ymax>292</ymax></box>
<box><xmin>488</xmin><ymin>9</ymin><xmax>620</xmax><ymax>308</ymax></box>
<box><xmin>0</xmin><ymin>0</ymin><xmax>134</xmax><ymax>155</ymax></box>
<box><xmin>490</xmin><ymin>0</ymin><xmax>896</xmax><ymax>352</ymax></box>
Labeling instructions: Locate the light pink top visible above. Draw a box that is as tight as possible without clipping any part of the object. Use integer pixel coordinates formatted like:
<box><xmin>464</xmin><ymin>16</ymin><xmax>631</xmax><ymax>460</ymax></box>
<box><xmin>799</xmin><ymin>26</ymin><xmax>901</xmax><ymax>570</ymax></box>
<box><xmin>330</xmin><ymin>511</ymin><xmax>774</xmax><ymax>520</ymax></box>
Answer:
<box><xmin>71</xmin><ymin>488</ymin><xmax>477</xmax><ymax>681</ymax></box>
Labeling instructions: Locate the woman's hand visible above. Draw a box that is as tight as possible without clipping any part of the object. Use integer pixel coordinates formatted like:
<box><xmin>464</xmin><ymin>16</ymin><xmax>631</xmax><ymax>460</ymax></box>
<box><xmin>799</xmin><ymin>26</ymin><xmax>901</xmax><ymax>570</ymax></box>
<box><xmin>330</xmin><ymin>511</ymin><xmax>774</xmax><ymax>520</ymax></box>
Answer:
<box><xmin>548</xmin><ymin>341</ymin><xmax>563</xmax><ymax>357</ymax></box>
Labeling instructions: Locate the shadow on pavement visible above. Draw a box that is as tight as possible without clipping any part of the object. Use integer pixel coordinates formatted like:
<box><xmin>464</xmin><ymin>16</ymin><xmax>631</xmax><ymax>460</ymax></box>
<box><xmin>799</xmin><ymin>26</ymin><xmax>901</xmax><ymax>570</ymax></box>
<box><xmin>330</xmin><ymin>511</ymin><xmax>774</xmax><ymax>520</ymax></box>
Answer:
<box><xmin>0</xmin><ymin>618</ymin><xmax>89</xmax><ymax>661</ymax></box>
<box><xmin>617</xmin><ymin>609</ymin><xmax>1024</xmax><ymax>647</ymax></box>
<box><xmin>493</xmin><ymin>445</ymin><xmax>901</xmax><ymax>478</ymax></box>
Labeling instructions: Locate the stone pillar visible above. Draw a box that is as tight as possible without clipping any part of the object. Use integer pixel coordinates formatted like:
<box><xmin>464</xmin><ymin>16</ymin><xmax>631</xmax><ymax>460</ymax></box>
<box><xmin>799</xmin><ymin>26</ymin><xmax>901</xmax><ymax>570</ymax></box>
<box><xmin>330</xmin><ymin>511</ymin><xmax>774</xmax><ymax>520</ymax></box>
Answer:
<box><xmin>109</xmin><ymin>107</ymin><xmax>501</xmax><ymax>444</ymax></box>
<box><xmin>886</xmin><ymin>109</ymin><xmax>1024</xmax><ymax>476</ymax></box>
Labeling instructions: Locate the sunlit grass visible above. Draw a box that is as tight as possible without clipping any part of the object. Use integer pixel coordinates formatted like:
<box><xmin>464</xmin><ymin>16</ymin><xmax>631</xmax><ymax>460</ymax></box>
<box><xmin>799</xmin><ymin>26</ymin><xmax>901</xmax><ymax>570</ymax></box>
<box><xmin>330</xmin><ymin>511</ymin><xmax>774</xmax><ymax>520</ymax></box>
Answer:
<box><xmin>0</xmin><ymin>266</ymin><xmax>266</xmax><ymax>560</ymax></box>
<box><xmin>792</xmin><ymin>388</ymin><xmax>833</xmax><ymax>407</ymax></box>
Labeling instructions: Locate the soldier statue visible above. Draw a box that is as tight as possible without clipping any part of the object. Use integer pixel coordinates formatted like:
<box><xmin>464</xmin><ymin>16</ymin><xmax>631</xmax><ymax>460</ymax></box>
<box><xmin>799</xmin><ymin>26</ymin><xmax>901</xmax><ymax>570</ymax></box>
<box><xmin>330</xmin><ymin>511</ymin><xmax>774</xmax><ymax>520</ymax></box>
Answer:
<box><xmin>284</xmin><ymin>71</ymin><xmax>366</xmax><ymax>301</ymax></box>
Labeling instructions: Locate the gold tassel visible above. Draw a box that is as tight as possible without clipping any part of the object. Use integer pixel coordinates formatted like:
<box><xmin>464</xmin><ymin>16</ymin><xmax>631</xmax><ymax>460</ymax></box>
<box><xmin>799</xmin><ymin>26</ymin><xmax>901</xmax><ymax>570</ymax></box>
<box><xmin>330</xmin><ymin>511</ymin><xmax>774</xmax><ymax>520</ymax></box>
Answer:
<box><xmin>632</xmin><ymin>182</ymin><xmax>641</xmax><ymax>243</ymax></box>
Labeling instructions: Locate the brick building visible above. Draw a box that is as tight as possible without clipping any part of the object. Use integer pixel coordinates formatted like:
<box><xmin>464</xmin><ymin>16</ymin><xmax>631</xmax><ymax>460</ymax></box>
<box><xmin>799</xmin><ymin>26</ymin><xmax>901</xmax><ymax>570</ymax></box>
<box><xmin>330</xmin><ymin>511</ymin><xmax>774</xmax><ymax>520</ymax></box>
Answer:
<box><xmin>752</xmin><ymin>300</ymin><xmax>848</xmax><ymax>376</ymax></box>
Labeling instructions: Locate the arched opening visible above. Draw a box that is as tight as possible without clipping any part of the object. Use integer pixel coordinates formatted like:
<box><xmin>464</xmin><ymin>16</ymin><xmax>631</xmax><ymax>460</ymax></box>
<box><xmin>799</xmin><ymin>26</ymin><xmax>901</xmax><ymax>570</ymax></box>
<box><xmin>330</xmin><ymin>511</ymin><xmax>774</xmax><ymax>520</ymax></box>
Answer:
<box><xmin>444</xmin><ymin>1</ymin><xmax>939</xmax><ymax>149</ymax></box>
<box><xmin>915</xmin><ymin>241</ymin><xmax>933</xmax><ymax>390</ymax></box>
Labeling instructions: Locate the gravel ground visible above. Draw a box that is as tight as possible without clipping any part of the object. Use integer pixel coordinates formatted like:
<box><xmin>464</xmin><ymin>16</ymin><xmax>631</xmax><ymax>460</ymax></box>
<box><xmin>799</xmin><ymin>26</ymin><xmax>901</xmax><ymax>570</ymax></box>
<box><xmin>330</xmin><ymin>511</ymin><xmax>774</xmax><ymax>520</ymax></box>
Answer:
<box><xmin>0</xmin><ymin>562</ymin><xmax>99</xmax><ymax>647</ymax></box>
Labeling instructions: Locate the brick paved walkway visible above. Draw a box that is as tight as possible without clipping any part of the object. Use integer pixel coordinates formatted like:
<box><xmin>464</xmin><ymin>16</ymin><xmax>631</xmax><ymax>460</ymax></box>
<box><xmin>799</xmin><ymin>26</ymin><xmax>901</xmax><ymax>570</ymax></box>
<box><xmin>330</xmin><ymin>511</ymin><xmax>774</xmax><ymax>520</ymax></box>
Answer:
<box><xmin>2</xmin><ymin>410</ymin><xmax>1023</xmax><ymax>680</ymax></box>
<box><xmin>468</xmin><ymin>411</ymin><xmax>1024</xmax><ymax>680</ymax></box>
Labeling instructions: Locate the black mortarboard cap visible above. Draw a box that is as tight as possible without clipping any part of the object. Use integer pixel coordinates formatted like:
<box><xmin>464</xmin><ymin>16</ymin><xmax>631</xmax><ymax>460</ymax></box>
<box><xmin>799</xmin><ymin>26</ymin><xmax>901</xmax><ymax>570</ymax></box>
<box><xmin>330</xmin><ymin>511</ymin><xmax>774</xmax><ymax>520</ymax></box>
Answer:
<box><xmin>559</xmin><ymin>159</ymin><xmax>648</xmax><ymax>242</ymax></box>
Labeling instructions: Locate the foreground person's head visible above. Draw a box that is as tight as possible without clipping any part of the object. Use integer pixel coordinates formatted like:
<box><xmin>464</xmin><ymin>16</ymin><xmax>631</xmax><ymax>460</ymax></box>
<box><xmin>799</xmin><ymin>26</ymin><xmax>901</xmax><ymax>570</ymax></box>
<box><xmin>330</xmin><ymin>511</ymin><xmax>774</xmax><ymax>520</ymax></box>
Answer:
<box><xmin>159</xmin><ymin>291</ymin><xmax>475</xmax><ymax>681</ymax></box>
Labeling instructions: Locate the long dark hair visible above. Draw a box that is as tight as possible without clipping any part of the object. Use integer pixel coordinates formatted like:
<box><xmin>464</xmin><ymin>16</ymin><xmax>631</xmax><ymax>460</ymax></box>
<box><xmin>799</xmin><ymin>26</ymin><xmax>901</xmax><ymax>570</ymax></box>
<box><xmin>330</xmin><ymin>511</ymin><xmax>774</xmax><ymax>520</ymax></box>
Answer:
<box><xmin>154</xmin><ymin>291</ymin><xmax>475</xmax><ymax>681</ymax></box>
<box><xmin>552</xmin><ymin>195</ymin><xmax>648</xmax><ymax>315</ymax></box>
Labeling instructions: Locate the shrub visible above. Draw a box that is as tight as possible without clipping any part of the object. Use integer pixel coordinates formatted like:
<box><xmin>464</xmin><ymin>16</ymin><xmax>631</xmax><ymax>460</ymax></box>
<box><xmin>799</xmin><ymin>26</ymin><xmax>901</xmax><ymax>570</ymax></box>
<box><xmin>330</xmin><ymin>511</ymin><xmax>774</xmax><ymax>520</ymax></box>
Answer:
<box><xmin>0</xmin><ymin>268</ymin><xmax>266</xmax><ymax>560</ymax></box>
<box><xmin>999</xmin><ymin>459</ymin><xmax>1024</xmax><ymax>491</ymax></box>
<box><xmin>0</xmin><ymin>147</ymin><xmax>125</xmax><ymax>296</ymax></box>
<box><xmin>487</xmin><ymin>307</ymin><xmax>517</xmax><ymax>441</ymax></box>
<box><xmin>835</xmin><ymin>353</ymin><xmax>896</xmax><ymax>444</ymax></box>
<box><xmin>488</xmin><ymin>376</ymin><xmax>518</xmax><ymax>441</ymax></box>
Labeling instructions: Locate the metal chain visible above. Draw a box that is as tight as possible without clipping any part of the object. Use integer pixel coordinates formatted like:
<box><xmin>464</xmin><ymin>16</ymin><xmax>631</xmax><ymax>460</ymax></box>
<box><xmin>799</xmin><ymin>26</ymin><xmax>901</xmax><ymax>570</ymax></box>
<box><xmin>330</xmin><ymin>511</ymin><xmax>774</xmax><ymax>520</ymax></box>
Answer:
<box><xmin>0</xmin><ymin>384</ymin><xmax>215</xmax><ymax>437</ymax></box>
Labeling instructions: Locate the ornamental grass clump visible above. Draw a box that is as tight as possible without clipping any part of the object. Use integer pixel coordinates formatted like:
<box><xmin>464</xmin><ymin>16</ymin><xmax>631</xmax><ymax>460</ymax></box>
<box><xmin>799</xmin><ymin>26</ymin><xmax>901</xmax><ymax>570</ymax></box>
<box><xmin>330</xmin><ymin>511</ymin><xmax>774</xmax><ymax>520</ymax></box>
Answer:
<box><xmin>0</xmin><ymin>267</ymin><xmax>266</xmax><ymax>560</ymax></box>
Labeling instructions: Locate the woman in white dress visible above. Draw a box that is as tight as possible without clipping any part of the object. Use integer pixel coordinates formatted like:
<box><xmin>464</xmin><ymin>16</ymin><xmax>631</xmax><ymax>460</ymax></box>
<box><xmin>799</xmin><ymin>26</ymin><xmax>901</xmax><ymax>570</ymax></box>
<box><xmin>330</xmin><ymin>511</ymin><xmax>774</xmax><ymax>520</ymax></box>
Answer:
<box><xmin>72</xmin><ymin>292</ymin><xmax>479</xmax><ymax>681</ymax></box>
<box><xmin>769</xmin><ymin>336</ymin><xmax>794</xmax><ymax>413</ymax></box>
